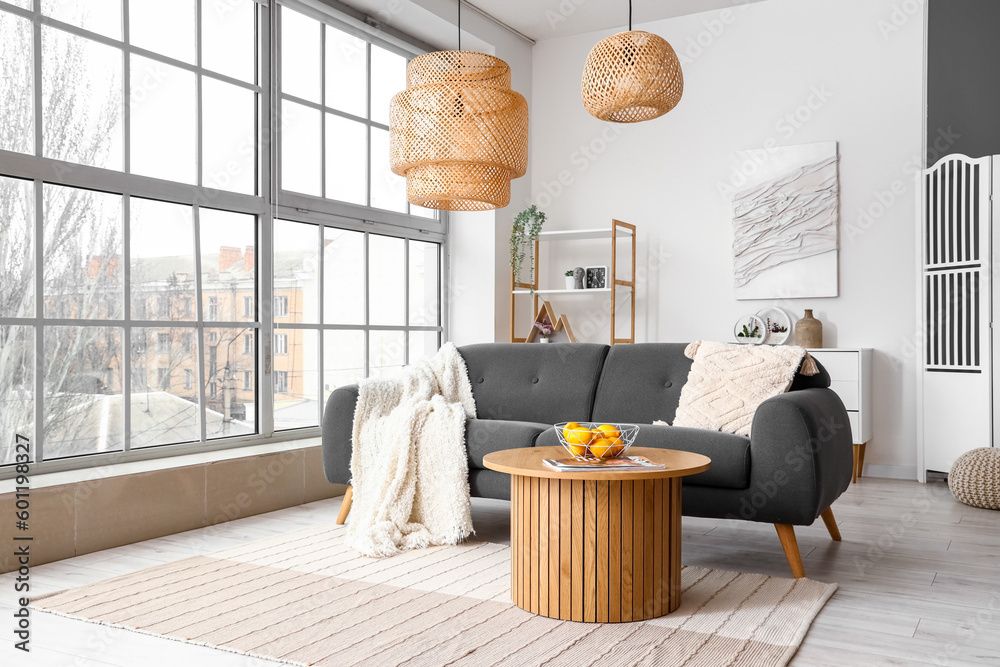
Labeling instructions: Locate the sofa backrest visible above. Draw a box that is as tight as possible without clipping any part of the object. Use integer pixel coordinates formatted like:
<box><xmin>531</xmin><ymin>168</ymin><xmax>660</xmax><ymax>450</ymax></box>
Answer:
<box><xmin>591</xmin><ymin>343</ymin><xmax>831</xmax><ymax>425</ymax></box>
<box><xmin>591</xmin><ymin>343</ymin><xmax>692</xmax><ymax>425</ymax></box>
<box><xmin>459</xmin><ymin>343</ymin><xmax>609</xmax><ymax>425</ymax></box>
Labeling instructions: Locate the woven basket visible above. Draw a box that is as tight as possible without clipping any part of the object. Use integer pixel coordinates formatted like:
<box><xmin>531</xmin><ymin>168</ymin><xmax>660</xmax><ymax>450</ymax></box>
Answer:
<box><xmin>390</xmin><ymin>51</ymin><xmax>529</xmax><ymax>211</ymax></box>
<box><xmin>581</xmin><ymin>31</ymin><xmax>683</xmax><ymax>123</ymax></box>
<box><xmin>949</xmin><ymin>447</ymin><xmax>1000</xmax><ymax>510</ymax></box>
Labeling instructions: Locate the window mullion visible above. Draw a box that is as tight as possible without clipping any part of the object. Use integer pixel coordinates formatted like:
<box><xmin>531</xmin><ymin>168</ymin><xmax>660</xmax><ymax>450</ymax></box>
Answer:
<box><xmin>32</xmin><ymin>179</ymin><xmax>43</xmax><ymax>464</ymax></box>
<box><xmin>122</xmin><ymin>194</ymin><xmax>131</xmax><ymax>453</ymax></box>
<box><xmin>403</xmin><ymin>238</ymin><xmax>409</xmax><ymax>365</ymax></box>
<box><xmin>195</xmin><ymin>0</ymin><xmax>203</xmax><ymax>188</ymax></box>
<box><xmin>363</xmin><ymin>231</ymin><xmax>370</xmax><ymax>378</ymax></box>
<box><xmin>31</xmin><ymin>1</ymin><xmax>41</xmax><ymax>158</ymax></box>
<box><xmin>193</xmin><ymin>205</ymin><xmax>207</xmax><ymax>443</ymax></box>
<box><xmin>319</xmin><ymin>20</ymin><xmax>326</xmax><ymax>200</ymax></box>
<box><xmin>122</xmin><ymin>0</ymin><xmax>131</xmax><ymax>174</ymax></box>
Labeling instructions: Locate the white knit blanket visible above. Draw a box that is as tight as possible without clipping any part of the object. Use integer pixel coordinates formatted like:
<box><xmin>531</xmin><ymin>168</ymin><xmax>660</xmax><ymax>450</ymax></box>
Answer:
<box><xmin>672</xmin><ymin>340</ymin><xmax>816</xmax><ymax>437</ymax></box>
<box><xmin>345</xmin><ymin>342</ymin><xmax>477</xmax><ymax>558</ymax></box>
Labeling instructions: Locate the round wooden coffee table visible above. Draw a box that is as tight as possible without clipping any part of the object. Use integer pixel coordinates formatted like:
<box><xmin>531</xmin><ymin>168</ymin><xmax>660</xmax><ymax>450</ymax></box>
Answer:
<box><xmin>483</xmin><ymin>446</ymin><xmax>710</xmax><ymax>623</ymax></box>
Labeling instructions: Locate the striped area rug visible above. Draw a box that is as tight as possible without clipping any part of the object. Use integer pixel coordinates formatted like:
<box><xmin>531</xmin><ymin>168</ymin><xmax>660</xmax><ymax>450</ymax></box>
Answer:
<box><xmin>33</xmin><ymin>524</ymin><xmax>835</xmax><ymax>666</ymax></box>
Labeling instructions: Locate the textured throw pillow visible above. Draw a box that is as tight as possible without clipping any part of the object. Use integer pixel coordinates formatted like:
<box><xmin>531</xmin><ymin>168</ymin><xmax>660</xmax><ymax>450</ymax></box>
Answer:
<box><xmin>672</xmin><ymin>340</ymin><xmax>813</xmax><ymax>437</ymax></box>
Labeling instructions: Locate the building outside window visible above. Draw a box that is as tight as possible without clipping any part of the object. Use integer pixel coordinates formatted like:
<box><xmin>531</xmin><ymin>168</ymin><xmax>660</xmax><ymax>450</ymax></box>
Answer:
<box><xmin>184</xmin><ymin>369</ymin><xmax>193</xmax><ymax>390</ymax></box>
<box><xmin>274</xmin><ymin>333</ymin><xmax>288</xmax><ymax>355</ymax></box>
<box><xmin>243</xmin><ymin>334</ymin><xmax>253</xmax><ymax>355</ymax></box>
<box><xmin>243</xmin><ymin>371</ymin><xmax>252</xmax><ymax>391</ymax></box>
<box><xmin>243</xmin><ymin>296</ymin><xmax>253</xmax><ymax>318</ymax></box>
<box><xmin>273</xmin><ymin>295</ymin><xmax>288</xmax><ymax>318</ymax></box>
<box><xmin>157</xmin><ymin>333</ymin><xmax>170</xmax><ymax>354</ymax></box>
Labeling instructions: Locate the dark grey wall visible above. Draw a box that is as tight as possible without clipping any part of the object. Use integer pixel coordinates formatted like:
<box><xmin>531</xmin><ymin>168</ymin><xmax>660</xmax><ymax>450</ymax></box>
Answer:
<box><xmin>926</xmin><ymin>0</ymin><xmax>1000</xmax><ymax>166</ymax></box>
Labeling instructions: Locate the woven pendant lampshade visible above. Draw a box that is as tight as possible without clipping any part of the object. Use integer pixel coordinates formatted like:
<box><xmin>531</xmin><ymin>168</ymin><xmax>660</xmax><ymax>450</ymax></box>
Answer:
<box><xmin>390</xmin><ymin>50</ymin><xmax>529</xmax><ymax>211</ymax></box>
<box><xmin>581</xmin><ymin>30</ymin><xmax>683</xmax><ymax>123</ymax></box>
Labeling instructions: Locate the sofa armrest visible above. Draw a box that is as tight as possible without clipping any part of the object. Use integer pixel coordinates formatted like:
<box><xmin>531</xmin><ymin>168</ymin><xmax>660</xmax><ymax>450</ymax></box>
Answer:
<box><xmin>321</xmin><ymin>384</ymin><xmax>359</xmax><ymax>485</ymax></box>
<box><xmin>745</xmin><ymin>388</ymin><xmax>854</xmax><ymax>525</ymax></box>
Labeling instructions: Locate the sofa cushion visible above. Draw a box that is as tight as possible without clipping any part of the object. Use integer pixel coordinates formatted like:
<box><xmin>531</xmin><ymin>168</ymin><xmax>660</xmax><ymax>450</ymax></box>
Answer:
<box><xmin>591</xmin><ymin>343</ymin><xmax>692</xmax><ymax>425</ymax></box>
<box><xmin>465</xmin><ymin>419</ymin><xmax>550</xmax><ymax>469</ymax></box>
<box><xmin>459</xmin><ymin>343</ymin><xmax>609</xmax><ymax>425</ymax></box>
<box><xmin>536</xmin><ymin>423</ymin><xmax>750</xmax><ymax>490</ymax></box>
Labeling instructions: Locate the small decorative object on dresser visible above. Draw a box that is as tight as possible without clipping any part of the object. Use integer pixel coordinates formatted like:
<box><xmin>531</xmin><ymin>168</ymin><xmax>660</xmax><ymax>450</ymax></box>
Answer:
<box><xmin>757</xmin><ymin>306</ymin><xmax>792</xmax><ymax>345</ymax></box>
<box><xmin>573</xmin><ymin>266</ymin><xmax>586</xmax><ymax>289</ymax></box>
<box><xmin>807</xmin><ymin>348</ymin><xmax>872</xmax><ymax>483</ymax></box>
<box><xmin>795</xmin><ymin>309</ymin><xmax>823</xmax><ymax>348</ymax></box>
<box><xmin>733</xmin><ymin>314</ymin><xmax>766</xmax><ymax>345</ymax></box>
<box><xmin>584</xmin><ymin>265</ymin><xmax>607</xmax><ymax>289</ymax></box>
<box><xmin>564</xmin><ymin>270</ymin><xmax>576</xmax><ymax>289</ymax></box>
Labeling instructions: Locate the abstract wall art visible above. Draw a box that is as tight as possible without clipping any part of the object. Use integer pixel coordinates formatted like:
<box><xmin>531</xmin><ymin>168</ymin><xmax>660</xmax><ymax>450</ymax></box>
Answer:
<box><xmin>730</xmin><ymin>141</ymin><xmax>840</xmax><ymax>300</ymax></box>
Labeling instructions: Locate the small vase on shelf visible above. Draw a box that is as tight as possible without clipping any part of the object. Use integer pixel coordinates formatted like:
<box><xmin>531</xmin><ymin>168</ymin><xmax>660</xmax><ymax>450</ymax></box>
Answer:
<box><xmin>538</xmin><ymin>336</ymin><xmax>551</xmax><ymax>344</ymax></box>
<box><xmin>564</xmin><ymin>275</ymin><xmax>575</xmax><ymax>290</ymax></box>
<box><xmin>795</xmin><ymin>309</ymin><xmax>823</xmax><ymax>348</ymax></box>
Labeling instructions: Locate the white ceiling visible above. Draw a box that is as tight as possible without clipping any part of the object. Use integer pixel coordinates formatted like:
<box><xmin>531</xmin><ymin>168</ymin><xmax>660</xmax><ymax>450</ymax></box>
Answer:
<box><xmin>335</xmin><ymin>0</ymin><xmax>767</xmax><ymax>43</ymax></box>
<box><xmin>463</xmin><ymin>0</ymin><xmax>768</xmax><ymax>41</ymax></box>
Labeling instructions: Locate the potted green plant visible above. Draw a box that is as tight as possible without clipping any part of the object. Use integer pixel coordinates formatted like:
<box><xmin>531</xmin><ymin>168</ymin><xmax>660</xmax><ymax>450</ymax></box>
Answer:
<box><xmin>564</xmin><ymin>270</ymin><xmax>575</xmax><ymax>290</ymax></box>
<box><xmin>510</xmin><ymin>205</ymin><xmax>546</xmax><ymax>294</ymax></box>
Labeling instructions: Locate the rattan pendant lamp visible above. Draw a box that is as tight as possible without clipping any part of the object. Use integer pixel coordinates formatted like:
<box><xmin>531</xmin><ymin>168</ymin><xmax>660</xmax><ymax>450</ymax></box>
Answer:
<box><xmin>581</xmin><ymin>0</ymin><xmax>683</xmax><ymax>123</ymax></box>
<box><xmin>389</xmin><ymin>1</ymin><xmax>528</xmax><ymax>211</ymax></box>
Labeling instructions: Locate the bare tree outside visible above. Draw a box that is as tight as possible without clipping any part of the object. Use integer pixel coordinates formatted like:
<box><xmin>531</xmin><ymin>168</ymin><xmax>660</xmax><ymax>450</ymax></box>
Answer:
<box><xmin>0</xmin><ymin>8</ymin><xmax>125</xmax><ymax>463</ymax></box>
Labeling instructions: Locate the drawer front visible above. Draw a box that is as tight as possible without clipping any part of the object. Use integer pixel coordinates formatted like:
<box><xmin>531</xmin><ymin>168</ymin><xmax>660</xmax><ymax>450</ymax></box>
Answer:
<box><xmin>810</xmin><ymin>351</ymin><xmax>859</xmax><ymax>382</ymax></box>
<box><xmin>828</xmin><ymin>380</ymin><xmax>859</xmax><ymax>411</ymax></box>
<box><xmin>847</xmin><ymin>411</ymin><xmax>861</xmax><ymax>444</ymax></box>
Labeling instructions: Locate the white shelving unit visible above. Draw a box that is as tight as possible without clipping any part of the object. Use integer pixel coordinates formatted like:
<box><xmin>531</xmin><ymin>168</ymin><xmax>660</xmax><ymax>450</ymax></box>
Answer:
<box><xmin>510</xmin><ymin>219</ymin><xmax>636</xmax><ymax>345</ymax></box>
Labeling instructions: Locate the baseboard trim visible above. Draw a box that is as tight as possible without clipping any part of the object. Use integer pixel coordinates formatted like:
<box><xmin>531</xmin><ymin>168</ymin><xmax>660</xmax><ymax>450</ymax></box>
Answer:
<box><xmin>863</xmin><ymin>464</ymin><xmax>918</xmax><ymax>481</ymax></box>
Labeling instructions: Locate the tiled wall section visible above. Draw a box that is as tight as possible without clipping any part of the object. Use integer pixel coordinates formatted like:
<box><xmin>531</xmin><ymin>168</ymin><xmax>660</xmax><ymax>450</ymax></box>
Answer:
<box><xmin>0</xmin><ymin>446</ymin><xmax>346</xmax><ymax>573</ymax></box>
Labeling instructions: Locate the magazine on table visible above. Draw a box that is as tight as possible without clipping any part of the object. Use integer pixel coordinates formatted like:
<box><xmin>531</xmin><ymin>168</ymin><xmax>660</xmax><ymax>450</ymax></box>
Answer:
<box><xmin>542</xmin><ymin>456</ymin><xmax>666</xmax><ymax>472</ymax></box>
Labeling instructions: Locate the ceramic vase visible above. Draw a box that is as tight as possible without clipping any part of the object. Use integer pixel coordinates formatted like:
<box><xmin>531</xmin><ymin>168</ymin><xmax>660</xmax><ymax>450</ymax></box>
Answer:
<box><xmin>795</xmin><ymin>309</ymin><xmax>823</xmax><ymax>348</ymax></box>
<box><xmin>565</xmin><ymin>276</ymin><xmax>575</xmax><ymax>289</ymax></box>
<box><xmin>538</xmin><ymin>336</ymin><xmax>551</xmax><ymax>344</ymax></box>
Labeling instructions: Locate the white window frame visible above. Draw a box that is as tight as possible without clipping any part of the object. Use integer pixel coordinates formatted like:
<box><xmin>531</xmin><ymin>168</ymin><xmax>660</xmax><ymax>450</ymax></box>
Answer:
<box><xmin>0</xmin><ymin>0</ymin><xmax>447</xmax><ymax>479</ymax></box>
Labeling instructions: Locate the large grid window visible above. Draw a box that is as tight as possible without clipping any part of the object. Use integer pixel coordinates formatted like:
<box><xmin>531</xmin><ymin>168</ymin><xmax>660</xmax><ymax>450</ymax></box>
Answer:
<box><xmin>0</xmin><ymin>0</ymin><xmax>446</xmax><ymax>474</ymax></box>
<box><xmin>277</xmin><ymin>5</ymin><xmax>435</xmax><ymax>219</ymax></box>
<box><xmin>272</xmin><ymin>221</ymin><xmax>442</xmax><ymax>432</ymax></box>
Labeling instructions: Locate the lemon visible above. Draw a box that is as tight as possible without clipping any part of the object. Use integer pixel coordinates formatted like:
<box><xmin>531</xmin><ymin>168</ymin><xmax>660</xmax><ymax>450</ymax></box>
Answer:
<box><xmin>596</xmin><ymin>424</ymin><xmax>621</xmax><ymax>440</ymax></box>
<box><xmin>567</xmin><ymin>443</ymin><xmax>588</xmax><ymax>457</ymax></box>
<box><xmin>589</xmin><ymin>438</ymin><xmax>613</xmax><ymax>459</ymax></box>
<box><xmin>565</xmin><ymin>427</ymin><xmax>595</xmax><ymax>448</ymax></box>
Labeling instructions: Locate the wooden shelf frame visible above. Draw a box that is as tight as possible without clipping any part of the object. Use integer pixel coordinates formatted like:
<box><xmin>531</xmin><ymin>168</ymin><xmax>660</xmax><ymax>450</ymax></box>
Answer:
<box><xmin>510</xmin><ymin>219</ymin><xmax>636</xmax><ymax>345</ymax></box>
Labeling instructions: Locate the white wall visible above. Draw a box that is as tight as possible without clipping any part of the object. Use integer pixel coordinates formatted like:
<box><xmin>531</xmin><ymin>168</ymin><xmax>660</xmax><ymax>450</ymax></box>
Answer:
<box><xmin>525</xmin><ymin>0</ymin><xmax>925</xmax><ymax>476</ymax></box>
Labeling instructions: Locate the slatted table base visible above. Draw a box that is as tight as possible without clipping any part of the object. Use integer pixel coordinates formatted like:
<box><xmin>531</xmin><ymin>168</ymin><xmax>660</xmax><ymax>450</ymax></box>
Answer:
<box><xmin>510</xmin><ymin>475</ymin><xmax>682</xmax><ymax>622</ymax></box>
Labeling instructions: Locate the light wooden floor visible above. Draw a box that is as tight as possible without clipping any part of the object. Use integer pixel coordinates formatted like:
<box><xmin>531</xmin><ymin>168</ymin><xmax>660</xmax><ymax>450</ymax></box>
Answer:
<box><xmin>3</xmin><ymin>476</ymin><xmax>1000</xmax><ymax>666</ymax></box>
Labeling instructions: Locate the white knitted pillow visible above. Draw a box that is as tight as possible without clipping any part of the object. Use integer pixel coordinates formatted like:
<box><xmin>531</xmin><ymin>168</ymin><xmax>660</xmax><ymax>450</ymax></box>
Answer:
<box><xmin>672</xmin><ymin>340</ymin><xmax>810</xmax><ymax>437</ymax></box>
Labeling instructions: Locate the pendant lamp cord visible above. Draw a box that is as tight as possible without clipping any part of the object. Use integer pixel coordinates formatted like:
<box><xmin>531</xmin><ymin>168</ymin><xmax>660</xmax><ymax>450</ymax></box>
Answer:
<box><xmin>628</xmin><ymin>0</ymin><xmax>632</xmax><ymax>30</ymax></box>
<box><xmin>458</xmin><ymin>0</ymin><xmax>462</xmax><ymax>50</ymax></box>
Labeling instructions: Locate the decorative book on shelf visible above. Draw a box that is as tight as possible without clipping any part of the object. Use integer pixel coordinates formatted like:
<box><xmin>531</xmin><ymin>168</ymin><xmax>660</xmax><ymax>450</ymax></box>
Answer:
<box><xmin>525</xmin><ymin>301</ymin><xmax>576</xmax><ymax>343</ymax></box>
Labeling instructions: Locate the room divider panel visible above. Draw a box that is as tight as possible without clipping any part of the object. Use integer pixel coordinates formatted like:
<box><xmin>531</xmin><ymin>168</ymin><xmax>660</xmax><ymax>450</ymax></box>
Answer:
<box><xmin>917</xmin><ymin>154</ymin><xmax>997</xmax><ymax>480</ymax></box>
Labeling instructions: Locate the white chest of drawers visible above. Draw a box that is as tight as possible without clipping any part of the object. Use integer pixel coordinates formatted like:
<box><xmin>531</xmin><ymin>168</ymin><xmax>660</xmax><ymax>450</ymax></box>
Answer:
<box><xmin>807</xmin><ymin>348</ymin><xmax>873</xmax><ymax>482</ymax></box>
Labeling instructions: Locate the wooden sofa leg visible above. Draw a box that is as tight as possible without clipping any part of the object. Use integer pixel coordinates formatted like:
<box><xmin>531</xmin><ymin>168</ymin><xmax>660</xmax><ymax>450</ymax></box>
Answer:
<box><xmin>774</xmin><ymin>524</ymin><xmax>805</xmax><ymax>579</ymax></box>
<box><xmin>820</xmin><ymin>507</ymin><xmax>842</xmax><ymax>541</ymax></box>
<box><xmin>336</xmin><ymin>486</ymin><xmax>354</xmax><ymax>525</ymax></box>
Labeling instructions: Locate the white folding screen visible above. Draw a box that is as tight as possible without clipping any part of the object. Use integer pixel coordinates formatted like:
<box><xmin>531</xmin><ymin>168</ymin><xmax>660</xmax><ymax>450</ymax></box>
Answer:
<box><xmin>917</xmin><ymin>154</ymin><xmax>994</xmax><ymax>480</ymax></box>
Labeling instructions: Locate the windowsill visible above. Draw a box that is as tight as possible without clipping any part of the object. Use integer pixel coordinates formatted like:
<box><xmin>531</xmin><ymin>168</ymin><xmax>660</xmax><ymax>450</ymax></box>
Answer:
<box><xmin>0</xmin><ymin>436</ymin><xmax>322</xmax><ymax>495</ymax></box>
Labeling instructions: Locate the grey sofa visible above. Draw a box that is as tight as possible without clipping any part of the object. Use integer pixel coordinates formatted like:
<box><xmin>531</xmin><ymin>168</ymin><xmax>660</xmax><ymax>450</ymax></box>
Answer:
<box><xmin>322</xmin><ymin>343</ymin><xmax>854</xmax><ymax>577</ymax></box>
